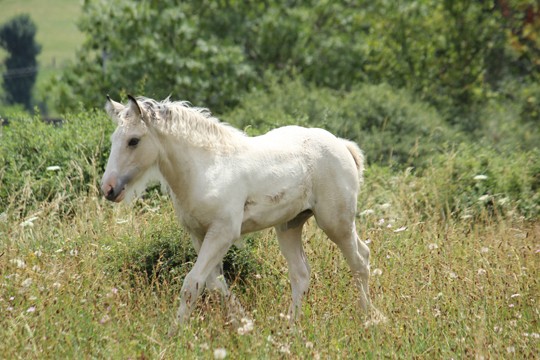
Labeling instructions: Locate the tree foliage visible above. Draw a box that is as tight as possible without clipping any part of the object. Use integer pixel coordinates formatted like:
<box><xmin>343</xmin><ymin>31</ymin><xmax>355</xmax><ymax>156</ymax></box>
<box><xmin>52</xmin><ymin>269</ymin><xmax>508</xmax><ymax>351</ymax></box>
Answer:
<box><xmin>225</xmin><ymin>78</ymin><xmax>457</xmax><ymax>169</ymax></box>
<box><xmin>0</xmin><ymin>14</ymin><xmax>41</xmax><ymax>111</ymax></box>
<box><xmin>49</xmin><ymin>0</ymin><xmax>256</xmax><ymax>113</ymax></box>
<box><xmin>50</xmin><ymin>0</ymin><xmax>539</xmax><ymax>130</ymax></box>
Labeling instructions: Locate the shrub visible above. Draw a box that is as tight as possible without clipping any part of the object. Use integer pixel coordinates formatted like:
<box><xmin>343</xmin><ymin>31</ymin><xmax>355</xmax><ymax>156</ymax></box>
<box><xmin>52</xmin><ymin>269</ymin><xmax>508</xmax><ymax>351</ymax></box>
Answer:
<box><xmin>479</xmin><ymin>80</ymin><xmax>540</xmax><ymax>152</ymax></box>
<box><xmin>225</xmin><ymin>78</ymin><xmax>458</xmax><ymax>169</ymax></box>
<box><xmin>408</xmin><ymin>144</ymin><xmax>539</xmax><ymax>220</ymax></box>
<box><xmin>105</xmin><ymin>213</ymin><xmax>262</xmax><ymax>292</ymax></box>
<box><xmin>0</xmin><ymin>109</ymin><xmax>113</xmax><ymax>215</ymax></box>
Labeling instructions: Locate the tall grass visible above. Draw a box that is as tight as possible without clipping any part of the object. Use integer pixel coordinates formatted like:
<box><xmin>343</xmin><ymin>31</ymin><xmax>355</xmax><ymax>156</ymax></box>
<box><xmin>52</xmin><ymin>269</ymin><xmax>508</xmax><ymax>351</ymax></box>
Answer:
<box><xmin>1</xmin><ymin>158</ymin><xmax>537</xmax><ymax>358</ymax></box>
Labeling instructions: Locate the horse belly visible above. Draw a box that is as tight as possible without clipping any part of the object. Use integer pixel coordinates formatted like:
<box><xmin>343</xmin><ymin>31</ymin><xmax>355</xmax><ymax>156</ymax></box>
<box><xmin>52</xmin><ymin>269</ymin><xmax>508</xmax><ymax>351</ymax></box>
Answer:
<box><xmin>240</xmin><ymin>188</ymin><xmax>309</xmax><ymax>234</ymax></box>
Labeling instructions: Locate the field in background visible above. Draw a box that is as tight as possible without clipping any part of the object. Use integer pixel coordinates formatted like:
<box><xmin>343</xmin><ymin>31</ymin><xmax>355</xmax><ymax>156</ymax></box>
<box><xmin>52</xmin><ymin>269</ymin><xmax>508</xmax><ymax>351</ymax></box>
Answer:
<box><xmin>0</xmin><ymin>0</ymin><xmax>83</xmax><ymax>105</ymax></box>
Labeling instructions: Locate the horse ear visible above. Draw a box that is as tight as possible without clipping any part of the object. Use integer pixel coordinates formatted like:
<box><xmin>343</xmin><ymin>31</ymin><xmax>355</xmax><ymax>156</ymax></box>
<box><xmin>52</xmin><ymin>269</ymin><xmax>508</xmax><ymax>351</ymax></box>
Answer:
<box><xmin>127</xmin><ymin>95</ymin><xmax>142</xmax><ymax>118</ymax></box>
<box><xmin>105</xmin><ymin>95</ymin><xmax>124</xmax><ymax>120</ymax></box>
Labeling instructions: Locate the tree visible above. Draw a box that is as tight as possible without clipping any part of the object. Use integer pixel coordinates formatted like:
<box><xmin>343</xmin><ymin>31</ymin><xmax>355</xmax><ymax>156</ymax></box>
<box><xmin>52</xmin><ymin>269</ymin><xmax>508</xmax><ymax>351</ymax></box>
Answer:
<box><xmin>50</xmin><ymin>0</ymin><xmax>537</xmax><ymax>128</ymax></box>
<box><xmin>0</xmin><ymin>14</ymin><xmax>41</xmax><ymax>111</ymax></box>
<box><xmin>49</xmin><ymin>0</ymin><xmax>256</xmax><ymax>113</ymax></box>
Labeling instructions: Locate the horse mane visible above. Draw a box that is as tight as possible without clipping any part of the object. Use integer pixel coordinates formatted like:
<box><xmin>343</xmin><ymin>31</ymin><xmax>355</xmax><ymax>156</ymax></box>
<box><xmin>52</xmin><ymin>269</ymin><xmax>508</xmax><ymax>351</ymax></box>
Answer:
<box><xmin>136</xmin><ymin>96</ymin><xmax>247</xmax><ymax>152</ymax></box>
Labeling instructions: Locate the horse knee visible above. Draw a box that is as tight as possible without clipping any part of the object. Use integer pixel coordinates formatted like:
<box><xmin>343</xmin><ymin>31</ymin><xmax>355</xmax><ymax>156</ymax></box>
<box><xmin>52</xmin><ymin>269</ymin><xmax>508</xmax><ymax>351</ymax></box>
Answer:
<box><xmin>181</xmin><ymin>272</ymin><xmax>205</xmax><ymax>302</ymax></box>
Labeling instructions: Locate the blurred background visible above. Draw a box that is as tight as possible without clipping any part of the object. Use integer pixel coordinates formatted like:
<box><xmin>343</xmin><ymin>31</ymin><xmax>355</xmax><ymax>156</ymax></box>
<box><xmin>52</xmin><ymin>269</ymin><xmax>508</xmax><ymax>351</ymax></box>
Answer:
<box><xmin>0</xmin><ymin>0</ymin><xmax>538</xmax><ymax>217</ymax></box>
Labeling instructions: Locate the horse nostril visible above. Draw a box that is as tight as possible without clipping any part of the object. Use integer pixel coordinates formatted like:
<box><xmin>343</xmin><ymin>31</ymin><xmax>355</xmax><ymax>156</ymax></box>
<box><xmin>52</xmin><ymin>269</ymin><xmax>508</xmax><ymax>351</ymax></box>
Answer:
<box><xmin>107</xmin><ymin>187</ymin><xmax>115</xmax><ymax>199</ymax></box>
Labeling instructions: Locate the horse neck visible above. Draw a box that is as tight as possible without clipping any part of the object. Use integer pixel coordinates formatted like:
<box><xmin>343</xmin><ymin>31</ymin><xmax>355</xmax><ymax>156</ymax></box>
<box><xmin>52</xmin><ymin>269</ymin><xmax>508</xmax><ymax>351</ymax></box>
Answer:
<box><xmin>154</xmin><ymin>135</ymin><xmax>192</xmax><ymax>201</ymax></box>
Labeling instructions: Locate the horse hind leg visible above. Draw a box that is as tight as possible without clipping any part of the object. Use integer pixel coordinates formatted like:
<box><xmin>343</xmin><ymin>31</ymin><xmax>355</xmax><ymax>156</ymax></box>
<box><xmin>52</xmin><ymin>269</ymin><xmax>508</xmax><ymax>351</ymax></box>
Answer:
<box><xmin>275</xmin><ymin>221</ymin><xmax>311</xmax><ymax>321</ymax></box>
<box><xmin>316</xmin><ymin>211</ymin><xmax>371</xmax><ymax>312</ymax></box>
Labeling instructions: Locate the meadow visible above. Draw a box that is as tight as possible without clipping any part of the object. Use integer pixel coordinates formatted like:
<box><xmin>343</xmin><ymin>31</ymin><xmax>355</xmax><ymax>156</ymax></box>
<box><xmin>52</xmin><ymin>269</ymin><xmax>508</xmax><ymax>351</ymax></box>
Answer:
<box><xmin>0</xmin><ymin>1</ymin><xmax>538</xmax><ymax>357</ymax></box>
<box><xmin>0</xmin><ymin>111</ymin><xmax>537</xmax><ymax>358</ymax></box>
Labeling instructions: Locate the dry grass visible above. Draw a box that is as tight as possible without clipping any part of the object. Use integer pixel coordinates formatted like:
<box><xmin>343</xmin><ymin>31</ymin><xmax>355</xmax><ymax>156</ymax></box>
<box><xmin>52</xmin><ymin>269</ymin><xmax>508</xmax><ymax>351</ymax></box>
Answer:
<box><xmin>0</xmin><ymin>175</ymin><xmax>538</xmax><ymax>359</ymax></box>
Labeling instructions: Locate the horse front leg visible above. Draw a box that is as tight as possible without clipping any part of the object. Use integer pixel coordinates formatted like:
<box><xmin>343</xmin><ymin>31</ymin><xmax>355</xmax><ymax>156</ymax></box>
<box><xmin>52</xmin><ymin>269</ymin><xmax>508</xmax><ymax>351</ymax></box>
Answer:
<box><xmin>189</xmin><ymin>234</ymin><xmax>246</xmax><ymax>325</ymax></box>
<box><xmin>168</xmin><ymin>223</ymin><xmax>237</xmax><ymax>337</ymax></box>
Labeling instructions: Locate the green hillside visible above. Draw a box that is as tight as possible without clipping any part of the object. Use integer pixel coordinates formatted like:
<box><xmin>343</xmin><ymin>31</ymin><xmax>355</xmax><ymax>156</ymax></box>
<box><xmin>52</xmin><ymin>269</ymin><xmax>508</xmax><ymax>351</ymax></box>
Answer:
<box><xmin>0</xmin><ymin>0</ymin><xmax>83</xmax><ymax>107</ymax></box>
<box><xmin>0</xmin><ymin>0</ymin><xmax>82</xmax><ymax>66</ymax></box>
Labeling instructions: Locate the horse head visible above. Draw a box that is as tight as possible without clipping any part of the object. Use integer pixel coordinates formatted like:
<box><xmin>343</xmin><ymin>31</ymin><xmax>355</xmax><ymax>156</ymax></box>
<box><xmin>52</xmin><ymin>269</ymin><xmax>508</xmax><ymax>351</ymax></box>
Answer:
<box><xmin>101</xmin><ymin>95</ymin><xmax>160</xmax><ymax>202</ymax></box>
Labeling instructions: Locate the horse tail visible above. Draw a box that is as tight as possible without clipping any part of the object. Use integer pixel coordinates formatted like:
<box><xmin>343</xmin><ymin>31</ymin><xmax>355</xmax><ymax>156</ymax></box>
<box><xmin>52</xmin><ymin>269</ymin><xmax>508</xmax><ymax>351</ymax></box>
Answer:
<box><xmin>342</xmin><ymin>139</ymin><xmax>365</xmax><ymax>184</ymax></box>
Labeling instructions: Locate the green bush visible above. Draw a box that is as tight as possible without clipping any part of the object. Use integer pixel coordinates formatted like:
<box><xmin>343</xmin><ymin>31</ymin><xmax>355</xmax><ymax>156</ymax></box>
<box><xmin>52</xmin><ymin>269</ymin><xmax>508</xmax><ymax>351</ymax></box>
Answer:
<box><xmin>225</xmin><ymin>78</ymin><xmax>458</xmax><ymax>169</ymax></box>
<box><xmin>106</xmin><ymin>215</ymin><xmax>261</xmax><ymax>292</ymax></box>
<box><xmin>0</xmin><ymin>109</ymin><xmax>113</xmax><ymax>215</ymax></box>
<box><xmin>412</xmin><ymin>144</ymin><xmax>539</xmax><ymax>220</ymax></box>
<box><xmin>478</xmin><ymin>80</ymin><xmax>540</xmax><ymax>151</ymax></box>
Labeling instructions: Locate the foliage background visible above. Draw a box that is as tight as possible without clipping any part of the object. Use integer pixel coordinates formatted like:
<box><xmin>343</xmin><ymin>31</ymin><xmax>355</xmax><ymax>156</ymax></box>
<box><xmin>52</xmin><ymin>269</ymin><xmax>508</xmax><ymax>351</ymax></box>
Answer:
<box><xmin>0</xmin><ymin>0</ymin><xmax>539</xmax><ymax>358</ymax></box>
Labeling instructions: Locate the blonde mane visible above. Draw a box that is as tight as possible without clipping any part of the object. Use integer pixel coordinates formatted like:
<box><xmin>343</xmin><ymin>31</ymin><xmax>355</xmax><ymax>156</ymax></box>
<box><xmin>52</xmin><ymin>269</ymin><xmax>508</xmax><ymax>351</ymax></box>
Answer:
<box><xmin>137</xmin><ymin>97</ymin><xmax>246</xmax><ymax>152</ymax></box>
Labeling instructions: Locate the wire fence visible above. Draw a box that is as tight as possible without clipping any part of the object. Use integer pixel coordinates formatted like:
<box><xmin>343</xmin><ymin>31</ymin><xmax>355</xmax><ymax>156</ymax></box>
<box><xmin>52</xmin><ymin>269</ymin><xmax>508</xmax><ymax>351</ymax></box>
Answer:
<box><xmin>2</xmin><ymin>66</ymin><xmax>39</xmax><ymax>79</ymax></box>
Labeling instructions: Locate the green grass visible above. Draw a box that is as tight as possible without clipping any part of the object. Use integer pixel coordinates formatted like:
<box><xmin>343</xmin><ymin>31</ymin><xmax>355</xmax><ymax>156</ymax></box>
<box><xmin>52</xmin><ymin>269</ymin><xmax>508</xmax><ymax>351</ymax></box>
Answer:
<box><xmin>0</xmin><ymin>0</ymin><xmax>83</xmax><ymax>108</ymax></box>
<box><xmin>1</xmin><ymin>169</ymin><xmax>537</xmax><ymax>358</ymax></box>
<box><xmin>0</xmin><ymin>0</ymin><xmax>82</xmax><ymax>66</ymax></box>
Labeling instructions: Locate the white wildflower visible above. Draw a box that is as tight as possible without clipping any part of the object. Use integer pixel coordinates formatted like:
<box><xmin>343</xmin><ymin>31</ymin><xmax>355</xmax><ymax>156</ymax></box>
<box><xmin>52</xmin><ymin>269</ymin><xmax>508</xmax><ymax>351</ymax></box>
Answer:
<box><xmin>478</xmin><ymin>194</ymin><xmax>491</xmax><ymax>202</ymax></box>
<box><xmin>510</xmin><ymin>293</ymin><xmax>521</xmax><ymax>298</ymax></box>
<box><xmin>46</xmin><ymin>166</ymin><xmax>61</xmax><ymax>171</ymax></box>
<box><xmin>52</xmin><ymin>282</ymin><xmax>61</xmax><ymax>289</ymax></box>
<box><xmin>474</xmin><ymin>175</ymin><xmax>488</xmax><ymax>181</ymax></box>
<box><xmin>26</xmin><ymin>306</ymin><xmax>36</xmax><ymax>313</ymax></box>
<box><xmin>279</xmin><ymin>344</ymin><xmax>291</xmax><ymax>355</ymax></box>
<box><xmin>428</xmin><ymin>243</ymin><xmax>438</xmax><ymax>250</ymax></box>
<box><xmin>480</xmin><ymin>247</ymin><xmax>489</xmax><ymax>253</ymax></box>
<box><xmin>20</xmin><ymin>216</ymin><xmax>38</xmax><ymax>227</ymax></box>
<box><xmin>372</xmin><ymin>268</ymin><xmax>383</xmax><ymax>276</ymax></box>
<box><xmin>10</xmin><ymin>259</ymin><xmax>26</xmax><ymax>269</ymax></box>
<box><xmin>21</xmin><ymin>278</ymin><xmax>33</xmax><ymax>288</ymax></box>
<box><xmin>213</xmin><ymin>348</ymin><xmax>227</xmax><ymax>359</ymax></box>
<box><xmin>237</xmin><ymin>318</ymin><xmax>254</xmax><ymax>335</ymax></box>
<box><xmin>448</xmin><ymin>272</ymin><xmax>458</xmax><ymax>279</ymax></box>
<box><xmin>477</xmin><ymin>268</ymin><xmax>487</xmax><ymax>276</ymax></box>
<box><xmin>306</xmin><ymin>341</ymin><xmax>314</xmax><ymax>349</ymax></box>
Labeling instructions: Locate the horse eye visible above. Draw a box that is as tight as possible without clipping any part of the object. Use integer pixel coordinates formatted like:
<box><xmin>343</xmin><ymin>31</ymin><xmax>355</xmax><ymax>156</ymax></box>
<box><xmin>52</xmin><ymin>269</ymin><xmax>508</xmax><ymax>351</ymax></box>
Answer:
<box><xmin>128</xmin><ymin>138</ymin><xmax>140</xmax><ymax>147</ymax></box>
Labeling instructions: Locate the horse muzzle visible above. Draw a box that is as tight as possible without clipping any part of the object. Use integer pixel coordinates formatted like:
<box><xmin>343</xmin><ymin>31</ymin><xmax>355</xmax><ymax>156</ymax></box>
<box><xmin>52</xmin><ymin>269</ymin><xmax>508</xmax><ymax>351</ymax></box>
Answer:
<box><xmin>101</xmin><ymin>172</ymin><xmax>127</xmax><ymax>202</ymax></box>
<box><xmin>102</xmin><ymin>183</ymin><xmax>126</xmax><ymax>202</ymax></box>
